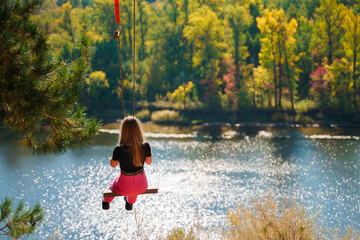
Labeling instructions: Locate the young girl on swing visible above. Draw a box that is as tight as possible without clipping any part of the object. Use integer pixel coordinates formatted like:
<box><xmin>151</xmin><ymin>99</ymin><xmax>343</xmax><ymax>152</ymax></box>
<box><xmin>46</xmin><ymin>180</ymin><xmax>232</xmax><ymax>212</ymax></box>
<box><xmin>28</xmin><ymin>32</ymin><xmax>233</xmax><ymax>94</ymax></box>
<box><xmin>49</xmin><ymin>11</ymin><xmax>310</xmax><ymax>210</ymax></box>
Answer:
<box><xmin>103</xmin><ymin>116</ymin><xmax>152</xmax><ymax>210</ymax></box>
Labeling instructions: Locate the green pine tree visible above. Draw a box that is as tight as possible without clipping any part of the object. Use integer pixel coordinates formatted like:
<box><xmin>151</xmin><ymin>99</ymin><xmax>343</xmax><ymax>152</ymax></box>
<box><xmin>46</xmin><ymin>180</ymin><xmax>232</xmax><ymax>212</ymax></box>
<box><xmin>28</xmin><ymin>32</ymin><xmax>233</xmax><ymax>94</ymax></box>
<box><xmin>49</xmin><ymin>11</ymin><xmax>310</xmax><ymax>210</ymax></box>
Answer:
<box><xmin>0</xmin><ymin>0</ymin><xmax>101</xmax><ymax>154</ymax></box>
<box><xmin>0</xmin><ymin>196</ymin><xmax>44</xmax><ymax>239</ymax></box>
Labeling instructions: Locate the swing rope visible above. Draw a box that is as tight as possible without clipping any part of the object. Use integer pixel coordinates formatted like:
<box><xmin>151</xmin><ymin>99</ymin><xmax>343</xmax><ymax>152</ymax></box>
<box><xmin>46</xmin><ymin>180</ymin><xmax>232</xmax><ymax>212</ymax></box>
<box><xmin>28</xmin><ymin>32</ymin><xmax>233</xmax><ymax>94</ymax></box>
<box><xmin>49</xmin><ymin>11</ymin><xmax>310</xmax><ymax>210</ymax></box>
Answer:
<box><xmin>113</xmin><ymin>0</ymin><xmax>124</xmax><ymax>119</ymax></box>
<box><xmin>118</xmin><ymin>31</ymin><xmax>125</xmax><ymax>119</ymax></box>
<box><xmin>114</xmin><ymin>0</ymin><xmax>136</xmax><ymax>119</ymax></box>
<box><xmin>132</xmin><ymin>0</ymin><xmax>136</xmax><ymax>117</ymax></box>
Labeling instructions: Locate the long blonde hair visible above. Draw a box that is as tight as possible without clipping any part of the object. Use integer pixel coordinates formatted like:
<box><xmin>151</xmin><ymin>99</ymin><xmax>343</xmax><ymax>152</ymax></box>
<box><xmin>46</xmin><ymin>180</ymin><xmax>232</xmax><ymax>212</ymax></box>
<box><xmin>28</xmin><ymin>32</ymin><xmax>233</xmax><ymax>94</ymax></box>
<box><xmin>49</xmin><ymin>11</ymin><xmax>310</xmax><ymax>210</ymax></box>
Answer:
<box><xmin>118</xmin><ymin>116</ymin><xmax>145</xmax><ymax>167</ymax></box>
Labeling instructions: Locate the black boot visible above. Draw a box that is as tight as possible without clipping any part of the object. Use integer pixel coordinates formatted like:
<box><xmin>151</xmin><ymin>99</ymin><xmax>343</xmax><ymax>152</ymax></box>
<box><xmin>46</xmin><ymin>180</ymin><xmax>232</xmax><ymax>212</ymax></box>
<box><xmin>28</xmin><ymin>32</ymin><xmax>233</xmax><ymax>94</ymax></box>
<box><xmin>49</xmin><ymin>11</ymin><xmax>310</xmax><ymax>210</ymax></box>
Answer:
<box><xmin>102</xmin><ymin>200</ymin><xmax>110</xmax><ymax>210</ymax></box>
<box><xmin>124</xmin><ymin>197</ymin><xmax>133</xmax><ymax>211</ymax></box>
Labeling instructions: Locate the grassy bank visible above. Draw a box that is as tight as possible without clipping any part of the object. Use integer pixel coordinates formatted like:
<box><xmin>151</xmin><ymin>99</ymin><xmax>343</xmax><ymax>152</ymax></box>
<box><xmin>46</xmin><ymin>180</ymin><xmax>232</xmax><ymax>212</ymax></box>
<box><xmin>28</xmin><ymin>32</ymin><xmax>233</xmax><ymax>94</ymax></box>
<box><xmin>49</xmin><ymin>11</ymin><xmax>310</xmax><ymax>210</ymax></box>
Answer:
<box><xmin>134</xmin><ymin>107</ymin><xmax>360</xmax><ymax>127</ymax></box>
<box><xmin>162</xmin><ymin>197</ymin><xmax>359</xmax><ymax>240</ymax></box>
<box><xmin>89</xmin><ymin>101</ymin><xmax>360</xmax><ymax>127</ymax></box>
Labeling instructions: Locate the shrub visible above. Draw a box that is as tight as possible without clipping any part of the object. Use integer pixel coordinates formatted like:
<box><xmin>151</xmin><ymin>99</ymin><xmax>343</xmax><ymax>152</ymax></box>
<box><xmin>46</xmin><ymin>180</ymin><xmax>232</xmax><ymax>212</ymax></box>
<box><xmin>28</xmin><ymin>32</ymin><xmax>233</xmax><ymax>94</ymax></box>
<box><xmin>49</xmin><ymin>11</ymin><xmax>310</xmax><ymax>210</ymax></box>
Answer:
<box><xmin>295</xmin><ymin>99</ymin><xmax>315</xmax><ymax>113</ymax></box>
<box><xmin>271</xmin><ymin>112</ymin><xmax>287</xmax><ymax>122</ymax></box>
<box><xmin>151</xmin><ymin>110</ymin><xmax>183</xmax><ymax>124</ymax></box>
<box><xmin>163</xmin><ymin>197</ymin><xmax>360</xmax><ymax>240</ymax></box>
<box><xmin>153</xmin><ymin>100</ymin><xmax>177</xmax><ymax>109</ymax></box>
<box><xmin>136</xmin><ymin>108</ymin><xmax>150</xmax><ymax>121</ymax></box>
<box><xmin>224</xmin><ymin>197</ymin><xmax>320</xmax><ymax>240</ymax></box>
<box><xmin>296</xmin><ymin>114</ymin><xmax>316</xmax><ymax>125</ymax></box>
<box><xmin>166</xmin><ymin>228</ymin><xmax>196</xmax><ymax>240</ymax></box>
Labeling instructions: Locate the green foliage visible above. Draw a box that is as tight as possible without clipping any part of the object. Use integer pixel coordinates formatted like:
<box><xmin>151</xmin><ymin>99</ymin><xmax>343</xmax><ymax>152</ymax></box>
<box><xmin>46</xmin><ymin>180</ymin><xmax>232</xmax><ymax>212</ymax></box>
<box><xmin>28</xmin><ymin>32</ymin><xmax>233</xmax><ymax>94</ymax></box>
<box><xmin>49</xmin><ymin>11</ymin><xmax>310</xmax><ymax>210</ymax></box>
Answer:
<box><xmin>0</xmin><ymin>0</ymin><xmax>101</xmax><ymax>154</ymax></box>
<box><xmin>296</xmin><ymin>114</ymin><xmax>316</xmax><ymax>125</ymax></box>
<box><xmin>0</xmin><ymin>196</ymin><xmax>44</xmax><ymax>239</ymax></box>
<box><xmin>184</xmin><ymin>6</ymin><xmax>225</xmax><ymax>70</ymax></box>
<box><xmin>225</xmin><ymin>3</ymin><xmax>252</xmax><ymax>80</ymax></box>
<box><xmin>245</xmin><ymin>0</ymin><xmax>263</xmax><ymax>66</ymax></box>
<box><xmin>294</xmin><ymin>99</ymin><xmax>316</xmax><ymax>124</ymax></box>
<box><xmin>271</xmin><ymin>112</ymin><xmax>287</xmax><ymax>122</ymax></box>
<box><xmin>325</xmin><ymin>58</ymin><xmax>355</xmax><ymax>112</ymax></box>
<box><xmin>237</xmin><ymin>87</ymin><xmax>253</xmax><ymax>109</ymax></box>
<box><xmin>295</xmin><ymin>17</ymin><xmax>314</xmax><ymax>99</ymax></box>
<box><xmin>85</xmin><ymin>71</ymin><xmax>110</xmax><ymax>106</ymax></box>
<box><xmin>312</xmin><ymin>0</ymin><xmax>347</xmax><ymax>65</ymax></box>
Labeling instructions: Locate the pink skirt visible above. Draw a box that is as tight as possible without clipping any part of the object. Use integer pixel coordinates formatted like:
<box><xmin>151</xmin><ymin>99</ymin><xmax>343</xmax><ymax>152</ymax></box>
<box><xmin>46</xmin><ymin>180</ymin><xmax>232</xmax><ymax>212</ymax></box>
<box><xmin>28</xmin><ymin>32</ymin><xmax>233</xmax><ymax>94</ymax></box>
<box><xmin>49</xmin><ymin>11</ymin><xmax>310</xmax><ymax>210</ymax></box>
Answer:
<box><xmin>105</xmin><ymin>171</ymin><xmax>148</xmax><ymax>204</ymax></box>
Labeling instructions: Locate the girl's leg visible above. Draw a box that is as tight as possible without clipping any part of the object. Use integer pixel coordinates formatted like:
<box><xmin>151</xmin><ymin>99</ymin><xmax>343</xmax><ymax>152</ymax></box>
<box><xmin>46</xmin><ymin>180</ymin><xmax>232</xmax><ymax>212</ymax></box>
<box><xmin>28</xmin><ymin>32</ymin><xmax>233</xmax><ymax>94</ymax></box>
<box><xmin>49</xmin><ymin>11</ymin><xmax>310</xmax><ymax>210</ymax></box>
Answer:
<box><xmin>104</xmin><ymin>196</ymin><xmax>115</xmax><ymax>203</ymax></box>
<box><xmin>126</xmin><ymin>195</ymin><xmax>138</xmax><ymax>204</ymax></box>
<box><xmin>104</xmin><ymin>176</ymin><xmax>121</xmax><ymax>203</ymax></box>
<box><xmin>125</xmin><ymin>172</ymin><xmax>147</xmax><ymax>204</ymax></box>
<box><xmin>109</xmin><ymin>172</ymin><xmax>147</xmax><ymax>206</ymax></box>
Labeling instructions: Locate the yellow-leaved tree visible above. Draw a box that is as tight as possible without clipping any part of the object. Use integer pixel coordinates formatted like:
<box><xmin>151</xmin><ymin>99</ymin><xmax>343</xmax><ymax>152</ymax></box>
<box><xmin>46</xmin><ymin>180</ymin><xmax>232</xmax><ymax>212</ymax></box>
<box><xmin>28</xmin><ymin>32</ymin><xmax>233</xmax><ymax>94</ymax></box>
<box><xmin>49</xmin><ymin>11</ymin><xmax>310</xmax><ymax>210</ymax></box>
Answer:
<box><xmin>343</xmin><ymin>6</ymin><xmax>360</xmax><ymax>108</ymax></box>
<box><xmin>312</xmin><ymin>0</ymin><xmax>347</xmax><ymax>65</ymax></box>
<box><xmin>168</xmin><ymin>81</ymin><xmax>196</xmax><ymax>109</ymax></box>
<box><xmin>257</xmin><ymin>8</ymin><xmax>298</xmax><ymax>111</ymax></box>
<box><xmin>224</xmin><ymin>3</ymin><xmax>252</xmax><ymax>84</ymax></box>
<box><xmin>184</xmin><ymin>5</ymin><xmax>226</xmax><ymax>108</ymax></box>
<box><xmin>184</xmin><ymin>6</ymin><xmax>225</xmax><ymax>69</ymax></box>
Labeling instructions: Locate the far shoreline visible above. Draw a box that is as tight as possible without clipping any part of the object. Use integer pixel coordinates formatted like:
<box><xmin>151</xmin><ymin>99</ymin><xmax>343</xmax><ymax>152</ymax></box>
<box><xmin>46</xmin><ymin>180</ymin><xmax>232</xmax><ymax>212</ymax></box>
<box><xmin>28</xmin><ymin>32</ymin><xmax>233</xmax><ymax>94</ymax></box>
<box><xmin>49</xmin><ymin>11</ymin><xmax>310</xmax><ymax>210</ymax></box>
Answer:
<box><xmin>93</xmin><ymin>106</ymin><xmax>360</xmax><ymax>129</ymax></box>
<box><xmin>100</xmin><ymin>119</ymin><xmax>360</xmax><ymax>129</ymax></box>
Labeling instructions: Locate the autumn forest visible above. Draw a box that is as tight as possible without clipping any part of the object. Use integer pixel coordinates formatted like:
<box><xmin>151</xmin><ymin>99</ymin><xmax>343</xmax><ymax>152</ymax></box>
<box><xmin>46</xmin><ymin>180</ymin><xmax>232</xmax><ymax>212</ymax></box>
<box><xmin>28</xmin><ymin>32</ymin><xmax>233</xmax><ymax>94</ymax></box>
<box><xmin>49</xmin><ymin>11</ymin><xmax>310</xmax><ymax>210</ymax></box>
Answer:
<box><xmin>32</xmin><ymin>0</ymin><xmax>360</xmax><ymax>124</ymax></box>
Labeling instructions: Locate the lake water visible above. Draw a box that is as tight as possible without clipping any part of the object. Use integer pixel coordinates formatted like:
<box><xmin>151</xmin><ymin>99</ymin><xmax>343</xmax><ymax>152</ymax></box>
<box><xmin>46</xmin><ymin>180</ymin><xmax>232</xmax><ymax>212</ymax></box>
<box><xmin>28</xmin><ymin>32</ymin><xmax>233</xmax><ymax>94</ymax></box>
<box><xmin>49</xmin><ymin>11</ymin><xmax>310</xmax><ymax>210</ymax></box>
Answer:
<box><xmin>0</xmin><ymin>123</ymin><xmax>359</xmax><ymax>239</ymax></box>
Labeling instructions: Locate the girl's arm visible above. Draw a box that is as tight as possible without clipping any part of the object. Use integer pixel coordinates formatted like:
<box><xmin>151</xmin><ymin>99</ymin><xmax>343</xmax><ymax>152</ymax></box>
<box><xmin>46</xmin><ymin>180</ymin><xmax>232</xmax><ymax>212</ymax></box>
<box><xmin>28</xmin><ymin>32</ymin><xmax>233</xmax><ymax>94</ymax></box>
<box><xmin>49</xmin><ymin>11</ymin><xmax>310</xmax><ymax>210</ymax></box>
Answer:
<box><xmin>145</xmin><ymin>156</ymin><xmax>152</xmax><ymax>165</ymax></box>
<box><xmin>110</xmin><ymin>158</ymin><xmax>119</xmax><ymax>168</ymax></box>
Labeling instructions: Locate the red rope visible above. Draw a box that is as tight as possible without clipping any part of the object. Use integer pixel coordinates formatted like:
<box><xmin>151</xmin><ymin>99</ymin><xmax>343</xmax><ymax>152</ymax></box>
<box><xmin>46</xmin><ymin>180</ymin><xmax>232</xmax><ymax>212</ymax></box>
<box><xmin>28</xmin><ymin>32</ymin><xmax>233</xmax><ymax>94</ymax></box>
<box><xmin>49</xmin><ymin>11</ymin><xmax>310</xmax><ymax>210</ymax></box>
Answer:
<box><xmin>114</xmin><ymin>0</ymin><xmax>120</xmax><ymax>24</ymax></box>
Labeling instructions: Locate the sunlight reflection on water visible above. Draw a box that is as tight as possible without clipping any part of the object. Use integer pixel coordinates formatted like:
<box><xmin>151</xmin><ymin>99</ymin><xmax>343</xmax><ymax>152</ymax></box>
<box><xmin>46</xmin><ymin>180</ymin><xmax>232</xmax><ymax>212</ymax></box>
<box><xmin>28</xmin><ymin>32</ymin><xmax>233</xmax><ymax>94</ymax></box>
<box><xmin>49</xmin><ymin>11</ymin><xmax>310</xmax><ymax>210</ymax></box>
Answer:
<box><xmin>0</xmin><ymin>126</ymin><xmax>359</xmax><ymax>239</ymax></box>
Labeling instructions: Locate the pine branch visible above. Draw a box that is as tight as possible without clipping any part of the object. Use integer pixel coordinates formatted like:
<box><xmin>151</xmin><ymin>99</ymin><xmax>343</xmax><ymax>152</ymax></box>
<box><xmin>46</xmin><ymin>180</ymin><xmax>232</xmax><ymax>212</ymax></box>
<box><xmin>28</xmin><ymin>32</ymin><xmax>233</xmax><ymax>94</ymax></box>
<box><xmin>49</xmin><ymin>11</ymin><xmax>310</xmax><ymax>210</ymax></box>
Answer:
<box><xmin>43</xmin><ymin>113</ymin><xmax>78</xmax><ymax>128</ymax></box>
<box><xmin>1</xmin><ymin>0</ymin><xmax>100</xmax><ymax>154</ymax></box>
<box><xmin>0</xmin><ymin>224</ymin><xmax>8</xmax><ymax>234</ymax></box>
<box><xmin>0</xmin><ymin>197</ymin><xmax>44</xmax><ymax>239</ymax></box>
<box><xmin>44</xmin><ymin>34</ymin><xmax>95</xmax><ymax>77</ymax></box>
<box><xmin>44</xmin><ymin>52</ymin><xmax>87</xmax><ymax>77</ymax></box>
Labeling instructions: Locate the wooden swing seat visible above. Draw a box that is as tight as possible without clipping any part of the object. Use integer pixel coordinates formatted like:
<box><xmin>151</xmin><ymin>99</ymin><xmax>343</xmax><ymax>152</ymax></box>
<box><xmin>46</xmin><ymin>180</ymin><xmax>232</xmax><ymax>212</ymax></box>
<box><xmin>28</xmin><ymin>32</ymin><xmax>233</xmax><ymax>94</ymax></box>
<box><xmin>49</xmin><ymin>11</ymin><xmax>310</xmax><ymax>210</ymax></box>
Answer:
<box><xmin>103</xmin><ymin>188</ymin><xmax>158</xmax><ymax>198</ymax></box>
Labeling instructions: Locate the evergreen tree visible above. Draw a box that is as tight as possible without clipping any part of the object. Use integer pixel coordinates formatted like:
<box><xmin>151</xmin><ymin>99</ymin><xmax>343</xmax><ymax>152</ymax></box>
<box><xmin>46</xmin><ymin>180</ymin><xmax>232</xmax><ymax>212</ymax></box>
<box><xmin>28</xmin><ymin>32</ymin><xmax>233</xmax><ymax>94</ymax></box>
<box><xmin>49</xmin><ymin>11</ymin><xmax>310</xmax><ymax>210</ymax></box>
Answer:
<box><xmin>0</xmin><ymin>196</ymin><xmax>44</xmax><ymax>239</ymax></box>
<box><xmin>0</xmin><ymin>0</ymin><xmax>100</xmax><ymax>154</ymax></box>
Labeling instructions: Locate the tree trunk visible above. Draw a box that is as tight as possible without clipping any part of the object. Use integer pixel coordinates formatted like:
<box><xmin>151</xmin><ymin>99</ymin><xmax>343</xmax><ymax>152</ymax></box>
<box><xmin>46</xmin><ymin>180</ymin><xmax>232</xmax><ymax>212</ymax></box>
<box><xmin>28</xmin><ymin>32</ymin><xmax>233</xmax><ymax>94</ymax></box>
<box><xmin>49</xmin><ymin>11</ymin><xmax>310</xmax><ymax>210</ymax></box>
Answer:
<box><xmin>184</xmin><ymin>0</ymin><xmax>189</xmax><ymax>24</ymax></box>
<box><xmin>138</xmin><ymin>0</ymin><xmax>145</xmax><ymax>61</ymax></box>
<box><xmin>278</xmin><ymin>41</ymin><xmax>283</xmax><ymax>110</ymax></box>
<box><xmin>271</xmin><ymin>35</ymin><xmax>278</xmax><ymax>109</ymax></box>
<box><xmin>328</xmin><ymin>37</ymin><xmax>333</xmax><ymax>65</ymax></box>
<box><xmin>282</xmin><ymin>37</ymin><xmax>294</xmax><ymax>112</ymax></box>
<box><xmin>353</xmin><ymin>49</ymin><xmax>357</xmax><ymax>108</ymax></box>
<box><xmin>170</xmin><ymin>0</ymin><xmax>177</xmax><ymax>24</ymax></box>
<box><xmin>127</xmin><ymin>11</ymin><xmax>132</xmax><ymax>57</ymax></box>
<box><xmin>251</xmin><ymin>64</ymin><xmax>256</xmax><ymax>109</ymax></box>
<box><xmin>234</xmin><ymin>30</ymin><xmax>240</xmax><ymax>86</ymax></box>
<box><xmin>327</xmin><ymin>19</ymin><xmax>333</xmax><ymax>65</ymax></box>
